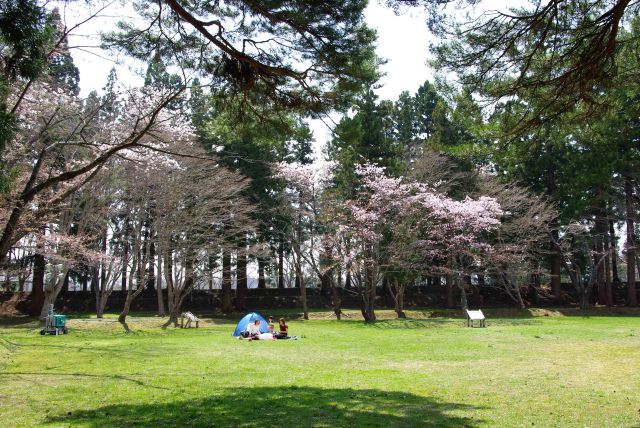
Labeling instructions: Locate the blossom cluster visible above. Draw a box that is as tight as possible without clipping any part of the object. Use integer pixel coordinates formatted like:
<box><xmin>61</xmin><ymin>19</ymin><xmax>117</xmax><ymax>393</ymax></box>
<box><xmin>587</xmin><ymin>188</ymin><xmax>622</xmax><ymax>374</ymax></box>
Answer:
<box><xmin>336</xmin><ymin>163</ymin><xmax>503</xmax><ymax>271</ymax></box>
<box><xmin>274</xmin><ymin>161</ymin><xmax>337</xmax><ymax>197</ymax></box>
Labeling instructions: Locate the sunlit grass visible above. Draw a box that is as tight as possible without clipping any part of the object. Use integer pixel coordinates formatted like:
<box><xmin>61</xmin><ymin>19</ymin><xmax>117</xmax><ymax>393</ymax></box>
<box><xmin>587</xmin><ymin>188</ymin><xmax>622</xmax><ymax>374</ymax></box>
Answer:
<box><xmin>1</xmin><ymin>309</ymin><xmax>639</xmax><ymax>427</ymax></box>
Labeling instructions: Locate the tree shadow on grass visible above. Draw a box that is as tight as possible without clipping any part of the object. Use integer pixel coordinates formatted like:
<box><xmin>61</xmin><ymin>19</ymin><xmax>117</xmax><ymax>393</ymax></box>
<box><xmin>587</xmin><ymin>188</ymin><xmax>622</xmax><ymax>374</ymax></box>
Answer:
<box><xmin>47</xmin><ymin>386</ymin><xmax>483</xmax><ymax>427</ymax></box>
<box><xmin>0</xmin><ymin>316</ymin><xmax>39</xmax><ymax>329</ymax></box>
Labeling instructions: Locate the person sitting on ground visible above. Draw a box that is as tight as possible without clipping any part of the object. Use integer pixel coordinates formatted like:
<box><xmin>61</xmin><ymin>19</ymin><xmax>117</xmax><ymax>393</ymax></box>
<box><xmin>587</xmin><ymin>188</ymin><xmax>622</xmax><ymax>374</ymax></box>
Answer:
<box><xmin>275</xmin><ymin>318</ymin><xmax>289</xmax><ymax>339</ymax></box>
<box><xmin>246</xmin><ymin>319</ymin><xmax>261</xmax><ymax>340</ymax></box>
<box><xmin>267</xmin><ymin>316</ymin><xmax>276</xmax><ymax>333</ymax></box>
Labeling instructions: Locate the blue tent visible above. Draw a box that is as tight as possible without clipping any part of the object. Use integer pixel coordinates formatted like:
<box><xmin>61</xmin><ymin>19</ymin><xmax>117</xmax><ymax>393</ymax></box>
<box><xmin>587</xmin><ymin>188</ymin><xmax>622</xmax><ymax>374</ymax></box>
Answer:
<box><xmin>232</xmin><ymin>312</ymin><xmax>270</xmax><ymax>337</ymax></box>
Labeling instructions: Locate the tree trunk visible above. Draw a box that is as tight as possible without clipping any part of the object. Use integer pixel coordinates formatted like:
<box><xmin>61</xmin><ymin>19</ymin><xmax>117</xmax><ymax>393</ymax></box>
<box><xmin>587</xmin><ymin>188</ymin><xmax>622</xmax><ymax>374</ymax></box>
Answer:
<box><xmin>96</xmin><ymin>296</ymin><xmax>106</xmax><ymax>318</ymax></box>
<box><xmin>94</xmin><ymin>263</ymin><xmax>102</xmax><ymax>318</ymax></box>
<box><xmin>235</xmin><ymin>246</ymin><xmax>247</xmax><ymax>311</ymax></box>
<box><xmin>545</xmin><ymin>150</ymin><xmax>563</xmax><ymax>304</ymax></box>
<box><xmin>18</xmin><ymin>273</ymin><xmax>26</xmax><ymax>292</ymax></box>
<box><xmin>604</xmin><ymin>251</ymin><xmax>613</xmax><ymax>306</ymax></box>
<box><xmin>95</xmin><ymin>277</ymin><xmax>111</xmax><ymax>319</ymax></box>
<box><xmin>118</xmin><ymin>286</ymin><xmax>135</xmax><ymax>326</ymax></box>
<box><xmin>387</xmin><ymin>278</ymin><xmax>406</xmax><ymax>318</ymax></box>
<box><xmin>163</xmin><ymin>250</ymin><xmax>176</xmax><ymax>322</ymax></box>
<box><xmin>595</xmin><ymin>210</ymin><xmax>608</xmax><ymax>305</ymax></box>
<box><xmin>501</xmin><ymin>273</ymin><xmax>526</xmax><ymax>309</ymax></box>
<box><xmin>579</xmin><ymin>285</ymin><xmax>590</xmax><ymax>311</ymax></box>
<box><xmin>221</xmin><ymin>249</ymin><xmax>233</xmax><ymax>314</ymax></box>
<box><xmin>445</xmin><ymin>274</ymin><xmax>454</xmax><ymax>309</ymax></box>
<box><xmin>40</xmin><ymin>289</ymin><xmax>58</xmax><ymax>321</ymax></box>
<box><xmin>0</xmin><ymin>205</ymin><xmax>24</xmax><ymax>266</ymax></box>
<box><xmin>278</xmin><ymin>242</ymin><xmax>285</xmax><ymax>289</ymax></box>
<box><xmin>98</xmin><ymin>230</ymin><xmax>107</xmax><ymax>294</ymax></box>
<box><xmin>60</xmin><ymin>270</ymin><xmax>70</xmax><ymax>294</ymax></box>
<box><xmin>603</xmin><ymin>219</ymin><xmax>613</xmax><ymax>306</ymax></box>
<box><xmin>397</xmin><ymin>285</ymin><xmax>405</xmax><ymax>318</ymax></box>
<box><xmin>163</xmin><ymin>258</ymin><xmax>194</xmax><ymax>328</ymax></box>
<box><xmin>320</xmin><ymin>267</ymin><xmax>331</xmax><ymax>297</ymax></box>
<box><xmin>624</xmin><ymin>174</ymin><xmax>637</xmax><ymax>306</ymax></box>
<box><xmin>39</xmin><ymin>269</ymin><xmax>69</xmax><ymax>320</ymax></box>
<box><xmin>91</xmin><ymin>266</ymin><xmax>99</xmax><ymax>297</ymax></box>
<box><xmin>330</xmin><ymin>276</ymin><xmax>342</xmax><ymax>320</ymax></box>
<box><xmin>294</xmin><ymin>271</ymin><xmax>300</xmax><ymax>288</ymax></box>
<box><xmin>121</xmin><ymin>242</ymin><xmax>128</xmax><ymax>292</ymax></box>
<box><xmin>363</xmin><ymin>260</ymin><xmax>377</xmax><ymax>322</ymax></box>
<box><xmin>528</xmin><ymin>269</ymin><xmax>540</xmax><ymax>304</ymax></box>
<box><xmin>258</xmin><ymin>257</ymin><xmax>266</xmax><ymax>289</ymax></box>
<box><xmin>119</xmin><ymin>237</ymin><xmax>148</xmax><ymax>327</ymax></box>
<box><xmin>156</xmin><ymin>254</ymin><xmax>165</xmax><ymax>316</ymax></box>
<box><xmin>516</xmin><ymin>290</ymin><xmax>526</xmax><ymax>309</ymax></box>
<box><xmin>166</xmin><ymin>306</ymin><xmax>180</xmax><ymax>327</ymax></box>
<box><xmin>29</xmin><ymin>252</ymin><xmax>45</xmax><ymax>316</ymax></box>
<box><xmin>609</xmin><ymin>219</ymin><xmax>620</xmax><ymax>283</ymax></box>
<box><xmin>550</xmin><ymin>226</ymin><xmax>562</xmax><ymax>303</ymax></box>
<box><xmin>319</xmin><ymin>243</ymin><xmax>331</xmax><ymax>297</ymax></box>
<box><xmin>118</xmin><ymin>294</ymin><xmax>133</xmax><ymax>329</ymax></box>
<box><xmin>147</xmin><ymin>240</ymin><xmax>156</xmax><ymax>291</ymax></box>
<box><xmin>457</xmin><ymin>275</ymin><xmax>468</xmax><ymax>311</ymax></box>
<box><xmin>296</xmin><ymin>257</ymin><xmax>308</xmax><ymax>320</ymax></box>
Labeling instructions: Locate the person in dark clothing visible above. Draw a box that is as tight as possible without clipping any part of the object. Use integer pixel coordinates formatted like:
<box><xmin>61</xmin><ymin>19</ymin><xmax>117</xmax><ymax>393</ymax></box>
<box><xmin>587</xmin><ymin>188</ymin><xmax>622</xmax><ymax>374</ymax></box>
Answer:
<box><xmin>274</xmin><ymin>318</ymin><xmax>289</xmax><ymax>339</ymax></box>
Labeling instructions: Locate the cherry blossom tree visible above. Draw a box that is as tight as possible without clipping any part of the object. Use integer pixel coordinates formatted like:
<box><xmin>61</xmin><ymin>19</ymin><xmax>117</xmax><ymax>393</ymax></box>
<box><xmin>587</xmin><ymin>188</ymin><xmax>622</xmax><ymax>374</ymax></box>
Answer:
<box><xmin>0</xmin><ymin>80</ymin><xmax>188</xmax><ymax>266</ymax></box>
<box><xmin>153</xmin><ymin>146</ymin><xmax>254</xmax><ymax>327</ymax></box>
<box><xmin>275</xmin><ymin>161</ymin><xmax>339</xmax><ymax>320</ymax></box>
<box><xmin>333</xmin><ymin>164</ymin><xmax>503</xmax><ymax>319</ymax></box>
<box><xmin>108</xmin><ymin>139</ymin><xmax>255</xmax><ymax>327</ymax></box>
<box><xmin>476</xmin><ymin>177</ymin><xmax>556</xmax><ymax>308</ymax></box>
<box><xmin>35</xmin><ymin>229</ymin><xmax>104</xmax><ymax>320</ymax></box>
<box><xmin>94</xmin><ymin>254</ymin><xmax>122</xmax><ymax>319</ymax></box>
<box><xmin>550</xmin><ymin>223</ymin><xmax>614</xmax><ymax>310</ymax></box>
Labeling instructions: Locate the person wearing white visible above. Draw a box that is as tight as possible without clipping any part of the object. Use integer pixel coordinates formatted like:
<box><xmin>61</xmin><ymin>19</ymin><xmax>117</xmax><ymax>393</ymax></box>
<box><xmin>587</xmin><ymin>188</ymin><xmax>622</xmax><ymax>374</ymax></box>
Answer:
<box><xmin>247</xmin><ymin>320</ymin><xmax>261</xmax><ymax>337</ymax></box>
<box><xmin>257</xmin><ymin>332</ymin><xmax>275</xmax><ymax>340</ymax></box>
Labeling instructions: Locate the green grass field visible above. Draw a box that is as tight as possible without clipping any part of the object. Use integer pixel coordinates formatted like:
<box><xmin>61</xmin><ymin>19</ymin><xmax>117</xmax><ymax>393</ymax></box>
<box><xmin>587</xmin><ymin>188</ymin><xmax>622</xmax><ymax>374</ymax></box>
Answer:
<box><xmin>0</xmin><ymin>308</ymin><xmax>639</xmax><ymax>427</ymax></box>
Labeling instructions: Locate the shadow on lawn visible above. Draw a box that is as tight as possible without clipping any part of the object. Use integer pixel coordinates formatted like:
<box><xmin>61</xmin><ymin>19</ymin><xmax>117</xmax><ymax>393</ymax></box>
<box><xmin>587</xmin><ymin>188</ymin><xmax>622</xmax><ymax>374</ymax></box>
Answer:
<box><xmin>0</xmin><ymin>315</ymin><xmax>39</xmax><ymax>329</ymax></box>
<box><xmin>47</xmin><ymin>386</ymin><xmax>483</xmax><ymax>428</ymax></box>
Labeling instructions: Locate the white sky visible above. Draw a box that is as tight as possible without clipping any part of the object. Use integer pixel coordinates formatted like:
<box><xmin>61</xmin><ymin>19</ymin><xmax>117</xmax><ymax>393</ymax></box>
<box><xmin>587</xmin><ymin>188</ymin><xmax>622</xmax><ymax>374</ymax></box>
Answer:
<box><xmin>308</xmin><ymin>2</ymin><xmax>434</xmax><ymax>157</ymax></box>
<box><xmin>365</xmin><ymin>2</ymin><xmax>434</xmax><ymax>101</ymax></box>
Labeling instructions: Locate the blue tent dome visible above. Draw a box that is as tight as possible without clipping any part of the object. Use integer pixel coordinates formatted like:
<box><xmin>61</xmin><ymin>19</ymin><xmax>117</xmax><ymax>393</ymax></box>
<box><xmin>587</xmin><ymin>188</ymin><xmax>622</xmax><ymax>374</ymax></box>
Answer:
<box><xmin>232</xmin><ymin>312</ymin><xmax>271</xmax><ymax>337</ymax></box>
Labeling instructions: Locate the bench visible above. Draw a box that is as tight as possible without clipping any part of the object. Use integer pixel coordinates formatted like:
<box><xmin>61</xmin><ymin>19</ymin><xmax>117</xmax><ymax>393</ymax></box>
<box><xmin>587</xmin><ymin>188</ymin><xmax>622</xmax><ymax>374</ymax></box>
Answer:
<box><xmin>466</xmin><ymin>309</ymin><xmax>486</xmax><ymax>328</ymax></box>
<box><xmin>180</xmin><ymin>311</ymin><xmax>201</xmax><ymax>328</ymax></box>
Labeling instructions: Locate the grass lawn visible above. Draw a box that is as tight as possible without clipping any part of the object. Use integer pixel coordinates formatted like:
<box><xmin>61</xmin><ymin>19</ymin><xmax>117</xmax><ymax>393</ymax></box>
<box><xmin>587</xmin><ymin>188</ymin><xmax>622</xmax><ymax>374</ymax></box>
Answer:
<box><xmin>0</xmin><ymin>308</ymin><xmax>639</xmax><ymax>427</ymax></box>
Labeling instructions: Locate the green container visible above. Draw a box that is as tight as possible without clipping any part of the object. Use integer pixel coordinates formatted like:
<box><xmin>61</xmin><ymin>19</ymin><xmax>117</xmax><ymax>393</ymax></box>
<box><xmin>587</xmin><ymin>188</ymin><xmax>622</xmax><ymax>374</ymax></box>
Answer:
<box><xmin>53</xmin><ymin>314</ymin><xmax>66</xmax><ymax>328</ymax></box>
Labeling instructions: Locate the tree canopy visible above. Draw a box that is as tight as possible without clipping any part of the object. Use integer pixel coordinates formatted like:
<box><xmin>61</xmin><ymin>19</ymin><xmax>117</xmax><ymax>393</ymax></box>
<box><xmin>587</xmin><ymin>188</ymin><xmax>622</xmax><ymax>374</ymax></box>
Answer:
<box><xmin>104</xmin><ymin>0</ymin><xmax>380</xmax><ymax>117</ymax></box>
